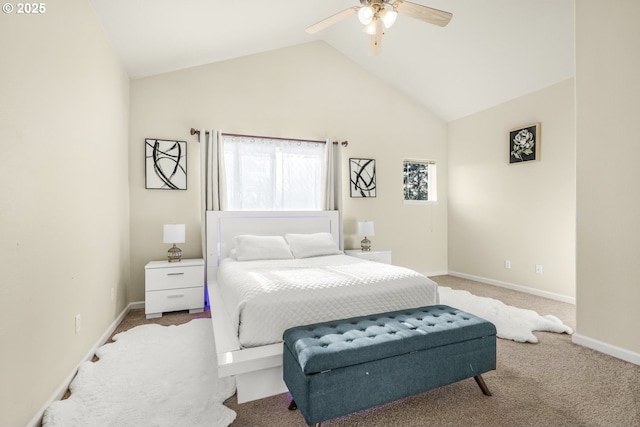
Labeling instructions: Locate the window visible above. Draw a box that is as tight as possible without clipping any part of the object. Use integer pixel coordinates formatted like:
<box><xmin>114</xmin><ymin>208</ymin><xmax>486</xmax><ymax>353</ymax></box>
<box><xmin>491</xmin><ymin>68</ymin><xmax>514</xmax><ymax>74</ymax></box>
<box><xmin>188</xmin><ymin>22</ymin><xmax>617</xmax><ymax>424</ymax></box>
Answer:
<box><xmin>223</xmin><ymin>134</ymin><xmax>326</xmax><ymax>210</ymax></box>
<box><xmin>403</xmin><ymin>159</ymin><xmax>437</xmax><ymax>204</ymax></box>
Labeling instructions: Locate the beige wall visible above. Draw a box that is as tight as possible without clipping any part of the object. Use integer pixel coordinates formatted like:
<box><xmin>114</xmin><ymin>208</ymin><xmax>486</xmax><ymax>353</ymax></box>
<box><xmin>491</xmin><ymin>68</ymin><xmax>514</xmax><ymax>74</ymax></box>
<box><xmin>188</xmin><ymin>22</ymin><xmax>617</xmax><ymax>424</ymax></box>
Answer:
<box><xmin>128</xmin><ymin>41</ymin><xmax>448</xmax><ymax>301</ymax></box>
<box><xmin>0</xmin><ymin>1</ymin><xmax>130</xmax><ymax>425</ymax></box>
<box><xmin>575</xmin><ymin>0</ymin><xmax>640</xmax><ymax>355</ymax></box>
<box><xmin>448</xmin><ymin>79</ymin><xmax>576</xmax><ymax>300</ymax></box>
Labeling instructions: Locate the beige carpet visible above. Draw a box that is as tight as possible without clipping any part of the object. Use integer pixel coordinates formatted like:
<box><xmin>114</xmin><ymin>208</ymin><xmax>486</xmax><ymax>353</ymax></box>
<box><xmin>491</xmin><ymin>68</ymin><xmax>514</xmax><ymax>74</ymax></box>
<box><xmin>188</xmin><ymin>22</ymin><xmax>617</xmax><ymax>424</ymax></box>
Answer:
<box><xmin>224</xmin><ymin>275</ymin><xmax>640</xmax><ymax>427</ymax></box>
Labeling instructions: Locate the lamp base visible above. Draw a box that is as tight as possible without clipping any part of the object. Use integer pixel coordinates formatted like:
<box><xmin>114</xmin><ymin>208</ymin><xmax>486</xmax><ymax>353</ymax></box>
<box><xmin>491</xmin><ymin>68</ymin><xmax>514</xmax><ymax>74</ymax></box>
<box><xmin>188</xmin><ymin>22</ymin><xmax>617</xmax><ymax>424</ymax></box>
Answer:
<box><xmin>360</xmin><ymin>237</ymin><xmax>371</xmax><ymax>252</ymax></box>
<box><xmin>167</xmin><ymin>244</ymin><xmax>182</xmax><ymax>262</ymax></box>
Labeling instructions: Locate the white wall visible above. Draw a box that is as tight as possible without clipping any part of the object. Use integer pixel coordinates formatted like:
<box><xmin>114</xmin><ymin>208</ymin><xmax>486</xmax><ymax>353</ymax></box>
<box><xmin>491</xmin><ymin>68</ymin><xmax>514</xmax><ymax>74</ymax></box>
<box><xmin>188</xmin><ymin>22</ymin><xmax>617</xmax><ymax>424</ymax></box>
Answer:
<box><xmin>128</xmin><ymin>41</ymin><xmax>448</xmax><ymax>301</ymax></box>
<box><xmin>448</xmin><ymin>79</ymin><xmax>576</xmax><ymax>300</ymax></box>
<box><xmin>0</xmin><ymin>1</ymin><xmax>130</xmax><ymax>425</ymax></box>
<box><xmin>575</xmin><ymin>0</ymin><xmax>640</xmax><ymax>357</ymax></box>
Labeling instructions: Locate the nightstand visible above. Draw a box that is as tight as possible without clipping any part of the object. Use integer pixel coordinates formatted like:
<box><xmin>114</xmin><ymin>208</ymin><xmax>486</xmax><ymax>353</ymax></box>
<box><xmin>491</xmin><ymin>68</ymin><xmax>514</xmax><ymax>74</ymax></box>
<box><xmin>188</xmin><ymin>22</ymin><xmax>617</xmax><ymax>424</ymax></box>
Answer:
<box><xmin>144</xmin><ymin>258</ymin><xmax>205</xmax><ymax>319</ymax></box>
<box><xmin>344</xmin><ymin>249</ymin><xmax>392</xmax><ymax>265</ymax></box>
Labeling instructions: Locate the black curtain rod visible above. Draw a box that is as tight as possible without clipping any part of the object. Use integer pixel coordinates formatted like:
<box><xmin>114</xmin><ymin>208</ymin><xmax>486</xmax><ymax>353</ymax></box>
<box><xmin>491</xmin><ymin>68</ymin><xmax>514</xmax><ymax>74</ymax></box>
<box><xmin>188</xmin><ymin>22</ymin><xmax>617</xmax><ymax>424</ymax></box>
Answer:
<box><xmin>190</xmin><ymin>128</ymin><xmax>348</xmax><ymax>147</ymax></box>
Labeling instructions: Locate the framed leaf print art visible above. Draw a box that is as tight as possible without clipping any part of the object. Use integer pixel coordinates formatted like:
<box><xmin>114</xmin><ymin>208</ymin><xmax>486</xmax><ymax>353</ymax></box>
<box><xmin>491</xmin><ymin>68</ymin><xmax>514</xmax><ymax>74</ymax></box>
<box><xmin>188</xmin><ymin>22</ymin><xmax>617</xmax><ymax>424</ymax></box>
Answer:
<box><xmin>509</xmin><ymin>123</ymin><xmax>540</xmax><ymax>164</ymax></box>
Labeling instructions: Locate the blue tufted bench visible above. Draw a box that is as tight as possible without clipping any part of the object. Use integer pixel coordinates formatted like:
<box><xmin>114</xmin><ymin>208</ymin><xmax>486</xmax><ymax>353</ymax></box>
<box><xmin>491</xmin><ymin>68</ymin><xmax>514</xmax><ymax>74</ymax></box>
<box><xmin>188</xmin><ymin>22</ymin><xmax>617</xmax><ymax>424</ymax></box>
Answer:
<box><xmin>283</xmin><ymin>305</ymin><xmax>497</xmax><ymax>427</ymax></box>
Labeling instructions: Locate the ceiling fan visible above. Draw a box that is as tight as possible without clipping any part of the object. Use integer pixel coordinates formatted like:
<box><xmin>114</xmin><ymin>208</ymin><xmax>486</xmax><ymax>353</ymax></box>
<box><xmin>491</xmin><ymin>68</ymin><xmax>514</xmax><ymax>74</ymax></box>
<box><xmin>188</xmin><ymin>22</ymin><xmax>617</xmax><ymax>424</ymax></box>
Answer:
<box><xmin>306</xmin><ymin>0</ymin><xmax>453</xmax><ymax>56</ymax></box>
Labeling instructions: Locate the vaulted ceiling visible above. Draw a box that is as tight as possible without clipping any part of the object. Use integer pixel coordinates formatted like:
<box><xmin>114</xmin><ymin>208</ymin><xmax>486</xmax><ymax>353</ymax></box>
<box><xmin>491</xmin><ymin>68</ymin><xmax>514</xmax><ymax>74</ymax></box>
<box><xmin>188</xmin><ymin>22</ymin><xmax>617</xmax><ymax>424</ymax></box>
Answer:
<box><xmin>88</xmin><ymin>0</ymin><xmax>575</xmax><ymax>122</ymax></box>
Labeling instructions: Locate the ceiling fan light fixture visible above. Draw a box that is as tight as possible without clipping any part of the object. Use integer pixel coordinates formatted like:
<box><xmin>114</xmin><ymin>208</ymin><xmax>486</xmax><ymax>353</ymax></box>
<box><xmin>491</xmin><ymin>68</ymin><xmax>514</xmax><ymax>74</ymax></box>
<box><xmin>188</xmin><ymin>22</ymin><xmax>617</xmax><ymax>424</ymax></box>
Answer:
<box><xmin>358</xmin><ymin>6</ymin><xmax>374</xmax><ymax>25</ymax></box>
<box><xmin>306</xmin><ymin>1</ymin><xmax>453</xmax><ymax>55</ymax></box>
<box><xmin>362</xmin><ymin>18</ymin><xmax>378</xmax><ymax>36</ymax></box>
<box><xmin>379</xmin><ymin>8</ymin><xmax>398</xmax><ymax>28</ymax></box>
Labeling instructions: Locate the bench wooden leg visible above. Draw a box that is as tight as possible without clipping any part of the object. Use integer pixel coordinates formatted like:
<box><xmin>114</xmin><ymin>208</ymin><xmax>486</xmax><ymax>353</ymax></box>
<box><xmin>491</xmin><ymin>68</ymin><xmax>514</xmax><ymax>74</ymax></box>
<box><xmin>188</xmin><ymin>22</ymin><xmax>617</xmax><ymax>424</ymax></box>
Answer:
<box><xmin>474</xmin><ymin>375</ymin><xmax>492</xmax><ymax>396</ymax></box>
<box><xmin>288</xmin><ymin>399</ymin><xmax>321</xmax><ymax>426</ymax></box>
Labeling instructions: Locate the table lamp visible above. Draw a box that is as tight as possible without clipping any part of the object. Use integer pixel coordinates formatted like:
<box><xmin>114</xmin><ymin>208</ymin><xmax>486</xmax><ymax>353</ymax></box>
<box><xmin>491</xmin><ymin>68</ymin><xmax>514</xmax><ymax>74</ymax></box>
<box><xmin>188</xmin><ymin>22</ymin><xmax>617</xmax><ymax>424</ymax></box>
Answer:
<box><xmin>357</xmin><ymin>221</ymin><xmax>374</xmax><ymax>251</ymax></box>
<box><xmin>163</xmin><ymin>224</ymin><xmax>185</xmax><ymax>262</ymax></box>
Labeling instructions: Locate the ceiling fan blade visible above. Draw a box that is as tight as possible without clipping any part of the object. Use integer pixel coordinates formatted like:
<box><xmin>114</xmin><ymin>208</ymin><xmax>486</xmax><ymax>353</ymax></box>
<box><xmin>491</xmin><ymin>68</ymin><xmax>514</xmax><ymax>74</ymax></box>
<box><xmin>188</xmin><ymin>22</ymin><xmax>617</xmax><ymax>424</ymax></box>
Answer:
<box><xmin>305</xmin><ymin>7</ymin><xmax>359</xmax><ymax>34</ymax></box>
<box><xmin>393</xmin><ymin>1</ymin><xmax>452</xmax><ymax>27</ymax></box>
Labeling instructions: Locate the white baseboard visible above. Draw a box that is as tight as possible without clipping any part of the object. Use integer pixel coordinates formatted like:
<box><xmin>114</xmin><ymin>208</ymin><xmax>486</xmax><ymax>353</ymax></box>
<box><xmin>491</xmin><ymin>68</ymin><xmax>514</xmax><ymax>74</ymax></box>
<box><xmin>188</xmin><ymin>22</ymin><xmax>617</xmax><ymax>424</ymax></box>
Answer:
<box><xmin>129</xmin><ymin>300</ymin><xmax>145</xmax><ymax>310</ymax></box>
<box><xmin>572</xmin><ymin>333</ymin><xmax>640</xmax><ymax>366</ymax></box>
<box><xmin>447</xmin><ymin>271</ymin><xmax>576</xmax><ymax>305</ymax></box>
<box><xmin>26</xmin><ymin>301</ymin><xmax>142</xmax><ymax>427</ymax></box>
<box><xmin>447</xmin><ymin>272</ymin><xmax>638</xmax><ymax>366</ymax></box>
<box><xmin>422</xmin><ymin>270</ymin><xmax>449</xmax><ymax>278</ymax></box>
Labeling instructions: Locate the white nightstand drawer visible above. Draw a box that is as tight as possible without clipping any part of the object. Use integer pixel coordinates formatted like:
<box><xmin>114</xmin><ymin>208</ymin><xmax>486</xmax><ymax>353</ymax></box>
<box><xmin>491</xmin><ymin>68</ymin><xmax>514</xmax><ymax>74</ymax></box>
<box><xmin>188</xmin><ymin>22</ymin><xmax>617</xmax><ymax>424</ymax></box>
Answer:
<box><xmin>145</xmin><ymin>287</ymin><xmax>203</xmax><ymax>315</ymax></box>
<box><xmin>145</xmin><ymin>265</ymin><xmax>202</xmax><ymax>291</ymax></box>
<box><xmin>144</xmin><ymin>259</ymin><xmax>205</xmax><ymax>319</ymax></box>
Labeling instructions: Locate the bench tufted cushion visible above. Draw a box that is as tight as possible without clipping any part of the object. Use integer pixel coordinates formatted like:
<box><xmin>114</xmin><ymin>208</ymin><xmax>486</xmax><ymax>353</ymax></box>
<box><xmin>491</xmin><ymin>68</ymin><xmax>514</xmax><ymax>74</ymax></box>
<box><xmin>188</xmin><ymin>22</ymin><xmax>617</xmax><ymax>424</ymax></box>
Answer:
<box><xmin>283</xmin><ymin>305</ymin><xmax>496</xmax><ymax>375</ymax></box>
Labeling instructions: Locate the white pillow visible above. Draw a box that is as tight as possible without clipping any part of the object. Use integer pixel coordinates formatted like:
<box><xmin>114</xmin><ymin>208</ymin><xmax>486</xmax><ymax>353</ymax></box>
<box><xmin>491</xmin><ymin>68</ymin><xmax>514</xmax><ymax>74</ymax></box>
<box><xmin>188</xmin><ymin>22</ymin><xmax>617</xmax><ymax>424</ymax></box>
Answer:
<box><xmin>285</xmin><ymin>232</ymin><xmax>342</xmax><ymax>259</ymax></box>
<box><xmin>234</xmin><ymin>235</ymin><xmax>294</xmax><ymax>261</ymax></box>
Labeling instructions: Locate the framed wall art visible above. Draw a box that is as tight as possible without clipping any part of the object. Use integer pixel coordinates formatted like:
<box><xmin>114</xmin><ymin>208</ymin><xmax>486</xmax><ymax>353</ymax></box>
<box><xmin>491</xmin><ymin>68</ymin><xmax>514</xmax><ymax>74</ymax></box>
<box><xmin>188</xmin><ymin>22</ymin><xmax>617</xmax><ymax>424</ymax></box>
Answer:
<box><xmin>145</xmin><ymin>138</ymin><xmax>187</xmax><ymax>190</ymax></box>
<box><xmin>509</xmin><ymin>123</ymin><xmax>540</xmax><ymax>164</ymax></box>
<box><xmin>349</xmin><ymin>158</ymin><xmax>376</xmax><ymax>198</ymax></box>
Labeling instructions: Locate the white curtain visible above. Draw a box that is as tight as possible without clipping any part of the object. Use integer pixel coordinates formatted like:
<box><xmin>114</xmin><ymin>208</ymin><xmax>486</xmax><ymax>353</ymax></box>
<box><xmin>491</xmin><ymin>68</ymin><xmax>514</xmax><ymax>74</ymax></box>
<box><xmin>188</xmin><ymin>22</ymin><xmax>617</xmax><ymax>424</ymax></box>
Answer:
<box><xmin>200</xmin><ymin>129</ymin><xmax>226</xmax><ymax>260</ymax></box>
<box><xmin>322</xmin><ymin>139</ymin><xmax>342</xmax><ymax>211</ymax></box>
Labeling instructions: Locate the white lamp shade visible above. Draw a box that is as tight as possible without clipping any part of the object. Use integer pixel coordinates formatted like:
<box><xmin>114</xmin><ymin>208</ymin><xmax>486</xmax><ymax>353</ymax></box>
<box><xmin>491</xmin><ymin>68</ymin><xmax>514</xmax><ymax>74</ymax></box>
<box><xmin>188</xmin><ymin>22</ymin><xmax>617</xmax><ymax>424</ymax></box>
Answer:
<box><xmin>363</xmin><ymin>17</ymin><xmax>380</xmax><ymax>35</ymax></box>
<box><xmin>380</xmin><ymin>8</ymin><xmax>397</xmax><ymax>28</ymax></box>
<box><xmin>358</xmin><ymin>221</ymin><xmax>375</xmax><ymax>237</ymax></box>
<box><xmin>163</xmin><ymin>224</ymin><xmax>185</xmax><ymax>244</ymax></box>
<box><xmin>358</xmin><ymin>6</ymin><xmax>374</xmax><ymax>25</ymax></box>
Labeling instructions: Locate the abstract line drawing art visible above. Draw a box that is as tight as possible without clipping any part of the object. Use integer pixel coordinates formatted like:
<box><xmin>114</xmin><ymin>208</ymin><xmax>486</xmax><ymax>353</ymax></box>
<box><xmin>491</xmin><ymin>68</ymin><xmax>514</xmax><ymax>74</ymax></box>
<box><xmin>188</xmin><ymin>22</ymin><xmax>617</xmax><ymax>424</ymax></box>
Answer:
<box><xmin>349</xmin><ymin>158</ymin><xmax>376</xmax><ymax>198</ymax></box>
<box><xmin>145</xmin><ymin>139</ymin><xmax>187</xmax><ymax>190</ymax></box>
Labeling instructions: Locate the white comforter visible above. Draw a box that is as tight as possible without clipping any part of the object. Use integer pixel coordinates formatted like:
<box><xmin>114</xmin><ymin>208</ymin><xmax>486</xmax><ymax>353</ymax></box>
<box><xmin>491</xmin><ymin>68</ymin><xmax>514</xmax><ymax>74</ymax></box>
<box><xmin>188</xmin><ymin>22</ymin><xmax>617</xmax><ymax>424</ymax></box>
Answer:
<box><xmin>216</xmin><ymin>254</ymin><xmax>440</xmax><ymax>348</ymax></box>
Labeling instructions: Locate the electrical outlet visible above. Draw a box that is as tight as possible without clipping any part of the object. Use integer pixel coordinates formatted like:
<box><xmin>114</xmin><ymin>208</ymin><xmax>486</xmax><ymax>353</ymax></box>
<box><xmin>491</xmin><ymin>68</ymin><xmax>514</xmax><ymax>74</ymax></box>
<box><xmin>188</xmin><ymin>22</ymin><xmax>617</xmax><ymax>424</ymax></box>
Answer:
<box><xmin>535</xmin><ymin>264</ymin><xmax>543</xmax><ymax>274</ymax></box>
<box><xmin>504</xmin><ymin>260</ymin><xmax>511</xmax><ymax>269</ymax></box>
<box><xmin>75</xmin><ymin>314</ymin><xmax>81</xmax><ymax>334</ymax></box>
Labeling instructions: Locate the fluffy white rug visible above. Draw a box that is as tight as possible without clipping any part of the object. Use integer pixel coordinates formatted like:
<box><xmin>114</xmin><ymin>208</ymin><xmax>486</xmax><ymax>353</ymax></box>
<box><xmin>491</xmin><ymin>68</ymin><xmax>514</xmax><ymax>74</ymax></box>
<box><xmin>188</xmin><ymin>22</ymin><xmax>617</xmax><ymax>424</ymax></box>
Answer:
<box><xmin>439</xmin><ymin>286</ymin><xmax>573</xmax><ymax>343</ymax></box>
<box><xmin>43</xmin><ymin>319</ymin><xmax>236</xmax><ymax>427</ymax></box>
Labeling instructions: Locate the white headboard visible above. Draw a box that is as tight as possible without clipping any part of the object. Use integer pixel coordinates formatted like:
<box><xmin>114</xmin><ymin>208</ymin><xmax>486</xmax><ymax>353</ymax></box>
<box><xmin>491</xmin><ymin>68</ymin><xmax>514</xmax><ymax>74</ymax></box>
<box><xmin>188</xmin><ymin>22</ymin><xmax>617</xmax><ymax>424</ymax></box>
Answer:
<box><xmin>205</xmin><ymin>210</ymin><xmax>342</xmax><ymax>280</ymax></box>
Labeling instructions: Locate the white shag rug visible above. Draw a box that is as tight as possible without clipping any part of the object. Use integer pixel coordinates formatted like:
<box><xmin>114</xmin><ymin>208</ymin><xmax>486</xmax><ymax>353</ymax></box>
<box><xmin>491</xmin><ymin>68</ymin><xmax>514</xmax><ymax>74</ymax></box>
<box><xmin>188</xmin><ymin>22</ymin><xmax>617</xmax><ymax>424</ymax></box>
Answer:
<box><xmin>439</xmin><ymin>286</ymin><xmax>573</xmax><ymax>343</ymax></box>
<box><xmin>43</xmin><ymin>319</ymin><xmax>236</xmax><ymax>427</ymax></box>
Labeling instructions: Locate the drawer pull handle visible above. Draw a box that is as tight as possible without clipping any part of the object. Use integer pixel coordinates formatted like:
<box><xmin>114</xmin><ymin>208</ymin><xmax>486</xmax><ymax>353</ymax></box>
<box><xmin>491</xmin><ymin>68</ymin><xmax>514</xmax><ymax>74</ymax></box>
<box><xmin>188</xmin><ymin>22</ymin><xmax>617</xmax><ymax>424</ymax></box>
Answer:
<box><xmin>167</xmin><ymin>272</ymin><xmax>185</xmax><ymax>276</ymax></box>
<box><xmin>167</xmin><ymin>294</ymin><xmax>185</xmax><ymax>299</ymax></box>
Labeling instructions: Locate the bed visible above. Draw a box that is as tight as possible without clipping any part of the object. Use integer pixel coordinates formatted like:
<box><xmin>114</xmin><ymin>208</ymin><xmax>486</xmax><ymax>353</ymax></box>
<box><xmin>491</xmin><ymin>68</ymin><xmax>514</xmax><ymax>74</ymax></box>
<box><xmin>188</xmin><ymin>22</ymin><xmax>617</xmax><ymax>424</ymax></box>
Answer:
<box><xmin>206</xmin><ymin>210</ymin><xmax>440</xmax><ymax>403</ymax></box>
